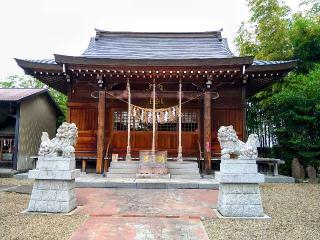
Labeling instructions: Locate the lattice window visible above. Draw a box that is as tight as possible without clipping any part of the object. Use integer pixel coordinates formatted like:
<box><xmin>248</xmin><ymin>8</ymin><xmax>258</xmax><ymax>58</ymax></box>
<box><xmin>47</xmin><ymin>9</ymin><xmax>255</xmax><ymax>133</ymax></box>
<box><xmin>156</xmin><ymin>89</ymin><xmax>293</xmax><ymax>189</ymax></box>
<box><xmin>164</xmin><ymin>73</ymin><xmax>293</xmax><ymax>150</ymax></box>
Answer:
<box><xmin>157</xmin><ymin>122</ymin><xmax>177</xmax><ymax>131</ymax></box>
<box><xmin>113</xmin><ymin>111</ymin><xmax>198</xmax><ymax>132</ymax></box>
<box><xmin>181</xmin><ymin>112</ymin><xmax>198</xmax><ymax>132</ymax></box>
<box><xmin>113</xmin><ymin>111</ymin><xmax>152</xmax><ymax>131</ymax></box>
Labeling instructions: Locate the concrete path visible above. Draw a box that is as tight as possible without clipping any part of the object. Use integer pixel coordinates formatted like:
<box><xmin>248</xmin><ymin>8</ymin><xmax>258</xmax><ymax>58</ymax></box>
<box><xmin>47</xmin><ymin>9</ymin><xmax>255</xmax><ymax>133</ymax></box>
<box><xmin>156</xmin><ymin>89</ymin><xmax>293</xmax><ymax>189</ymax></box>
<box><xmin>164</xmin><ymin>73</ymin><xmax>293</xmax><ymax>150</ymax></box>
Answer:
<box><xmin>71</xmin><ymin>188</ymin><xmax>218</xmax><ymax>240</ymax></box>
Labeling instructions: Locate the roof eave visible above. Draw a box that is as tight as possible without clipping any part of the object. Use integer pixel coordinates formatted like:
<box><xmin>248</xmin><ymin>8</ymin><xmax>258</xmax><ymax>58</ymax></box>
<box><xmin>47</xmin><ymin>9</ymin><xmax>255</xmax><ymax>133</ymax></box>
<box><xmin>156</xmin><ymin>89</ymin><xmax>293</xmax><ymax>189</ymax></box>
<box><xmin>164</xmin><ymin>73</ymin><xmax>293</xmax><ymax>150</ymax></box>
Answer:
<box><xmin>247</xmin><ymin>61</ymin><xmax>298</xmax><ymax>72</ymax></box>
<box><xmin>15</xmin><ymin>58</ymin><xmax>62</xmax><ymax>71</ymax></box>
<box><xmin>54</xmin><ymin>54</ymin><xmax>254</xmax><ymax>67</ymax></box>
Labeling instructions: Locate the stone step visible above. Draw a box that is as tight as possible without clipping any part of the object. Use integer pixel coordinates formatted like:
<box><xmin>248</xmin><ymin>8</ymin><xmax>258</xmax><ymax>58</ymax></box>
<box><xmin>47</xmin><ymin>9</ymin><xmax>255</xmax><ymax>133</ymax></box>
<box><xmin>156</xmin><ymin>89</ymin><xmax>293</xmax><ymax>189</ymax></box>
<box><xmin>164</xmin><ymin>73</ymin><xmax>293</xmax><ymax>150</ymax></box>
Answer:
<box><xmin>169</xmin><ymin>168</ymin><xmax>199</xmax><ymax>174</ymax></box>
<box><xmin>108</xmin><ymin>168</ymin><xmax>138</xmax><ymax>174</ymax></box>
<box><xmin>110</xmin><ymin>162</ymin><xmax>139</xmax><ymax>169</ymax></box>
<box><xmin>167</xmin><ymin>162</ymin><xmax>198</xmax><ymax>169</ymax></box>
<box><xmin>106</xmin><ymin>173</ymin><xmax>136</xmax><ymax>179</ymax></box>
<box><xmin>171</xmin><ymin>174</ymin><xmax>201</xmax><ymax>179</ymax></box>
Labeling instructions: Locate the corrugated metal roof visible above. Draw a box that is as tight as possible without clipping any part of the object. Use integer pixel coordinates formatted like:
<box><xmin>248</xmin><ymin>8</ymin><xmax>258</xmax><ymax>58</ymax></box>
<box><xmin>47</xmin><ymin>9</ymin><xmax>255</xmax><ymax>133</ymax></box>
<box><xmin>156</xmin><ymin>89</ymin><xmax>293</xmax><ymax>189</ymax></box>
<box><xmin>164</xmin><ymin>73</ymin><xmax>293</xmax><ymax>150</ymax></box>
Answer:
<box><xmin>0</xmin><ymin>88</ymin><xmax>47</xmax><ymax>102</ymax></box>
<box><xmin>82</xmin><ymin>30</ymin><xmax>234</xmax><ymax>59</ymax></box>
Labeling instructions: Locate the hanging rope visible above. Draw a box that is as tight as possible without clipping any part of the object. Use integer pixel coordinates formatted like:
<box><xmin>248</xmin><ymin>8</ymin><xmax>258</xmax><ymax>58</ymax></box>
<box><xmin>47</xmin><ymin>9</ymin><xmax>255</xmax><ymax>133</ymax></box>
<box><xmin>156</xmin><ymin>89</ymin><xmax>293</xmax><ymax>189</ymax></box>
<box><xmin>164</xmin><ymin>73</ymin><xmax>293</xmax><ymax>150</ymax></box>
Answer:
<box><xmin>100</xmin><ymin>90</ymin><xmax>205</xmax><ymax>124</ymax></box>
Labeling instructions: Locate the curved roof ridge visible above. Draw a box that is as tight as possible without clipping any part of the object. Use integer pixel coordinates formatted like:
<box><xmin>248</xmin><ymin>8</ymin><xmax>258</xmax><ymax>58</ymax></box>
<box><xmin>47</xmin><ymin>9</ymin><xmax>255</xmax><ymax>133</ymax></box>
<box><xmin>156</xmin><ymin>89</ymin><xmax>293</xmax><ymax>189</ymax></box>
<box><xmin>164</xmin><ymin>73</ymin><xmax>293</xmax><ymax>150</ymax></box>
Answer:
<box><xmin>94</xmin><ymin>28</ymin><xmax>223</xmax><ymax>39</ymax></box>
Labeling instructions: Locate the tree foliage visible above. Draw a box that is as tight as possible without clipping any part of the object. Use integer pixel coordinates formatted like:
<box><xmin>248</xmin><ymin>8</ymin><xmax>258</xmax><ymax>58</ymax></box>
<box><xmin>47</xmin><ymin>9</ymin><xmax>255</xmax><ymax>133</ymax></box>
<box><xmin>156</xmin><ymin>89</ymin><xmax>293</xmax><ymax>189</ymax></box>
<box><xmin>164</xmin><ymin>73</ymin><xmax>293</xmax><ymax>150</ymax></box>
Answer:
<box><xmin>236</xmin><ymin>0</ymin><xmax>320</xmax><ymax>174</ymax></box>
<box><xmin>235</xmin><ymin>0</ymin><xmax>292</xmax><ymax>60</ymax></box>
<box><xmin>0</xmin><ymin>75</ymin><xmax>67</xmax><ymax>124</ymax></box>
<box><xmin>290</xmin><ymin>15</ymin><xmax>320</xmax><ymax>72</ymax></box>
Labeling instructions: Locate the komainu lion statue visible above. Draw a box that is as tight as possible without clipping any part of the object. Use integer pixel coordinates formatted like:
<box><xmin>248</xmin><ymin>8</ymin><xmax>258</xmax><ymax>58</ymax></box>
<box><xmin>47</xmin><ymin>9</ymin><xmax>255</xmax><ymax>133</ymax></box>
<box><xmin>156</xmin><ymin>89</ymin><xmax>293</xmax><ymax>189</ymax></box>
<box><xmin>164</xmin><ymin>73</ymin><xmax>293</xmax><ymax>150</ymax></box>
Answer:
<box><xmin>217</xmin><ymin>125</ymin><xmax>259</xmax><ymax>160</ymax></box>
<box><xmin>38</xmin><ymin>122</ymin><xmax>78</xmax><ymax>157</ymax></box>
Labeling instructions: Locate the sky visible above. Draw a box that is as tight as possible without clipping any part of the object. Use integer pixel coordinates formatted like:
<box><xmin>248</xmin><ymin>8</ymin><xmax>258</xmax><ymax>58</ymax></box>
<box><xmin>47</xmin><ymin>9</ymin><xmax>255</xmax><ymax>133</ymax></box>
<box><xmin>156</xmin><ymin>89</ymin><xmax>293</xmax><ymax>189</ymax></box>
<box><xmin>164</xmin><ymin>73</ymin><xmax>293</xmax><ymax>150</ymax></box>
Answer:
<box><xmin>0</xmin><ymin>0</ymin><xmax>301</xmax><ymax>79</ymax></box>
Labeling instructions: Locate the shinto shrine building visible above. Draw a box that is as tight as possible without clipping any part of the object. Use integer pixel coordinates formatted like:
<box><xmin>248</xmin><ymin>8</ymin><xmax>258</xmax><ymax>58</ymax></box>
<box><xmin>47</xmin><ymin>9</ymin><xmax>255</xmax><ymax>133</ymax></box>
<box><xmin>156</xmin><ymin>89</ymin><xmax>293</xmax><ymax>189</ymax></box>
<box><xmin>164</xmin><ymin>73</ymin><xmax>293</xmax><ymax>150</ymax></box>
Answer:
<box><xmin>16</xmin><ymin>29</ymin><xmax>295</xmax><ymax>174</ymax></box>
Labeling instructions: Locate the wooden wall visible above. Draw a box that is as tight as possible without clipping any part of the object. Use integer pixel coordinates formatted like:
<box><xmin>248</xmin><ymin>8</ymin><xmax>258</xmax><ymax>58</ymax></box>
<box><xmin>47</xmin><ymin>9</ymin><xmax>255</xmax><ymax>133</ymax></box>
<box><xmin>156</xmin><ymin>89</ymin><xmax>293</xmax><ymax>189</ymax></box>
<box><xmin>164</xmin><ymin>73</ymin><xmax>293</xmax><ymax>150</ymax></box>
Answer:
<box><xmin>211</xmin><ymin>87</ymin><xmax>245</xmax><ymax>157</ymax></box>
<box><xmin>67</xmin><ymin>80</ymin><xmax>245</xmax><ymax>158</ymax></box>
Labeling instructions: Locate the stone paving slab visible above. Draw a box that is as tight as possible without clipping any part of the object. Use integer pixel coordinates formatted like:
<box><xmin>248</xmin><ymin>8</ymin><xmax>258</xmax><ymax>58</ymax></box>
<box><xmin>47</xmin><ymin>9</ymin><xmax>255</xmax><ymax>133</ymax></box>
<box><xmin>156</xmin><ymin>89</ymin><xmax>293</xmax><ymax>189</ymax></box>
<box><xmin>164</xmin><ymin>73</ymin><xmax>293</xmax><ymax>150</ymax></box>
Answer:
<box><xmin>0</xmin><ymin>184</ymin><xmax>16</xmax><ymax>191</ymax></box>
<box><xmin>70</xmin><ymin>216</ymin><xmax>209</xmax><ymax>240</ymax></box>
<box><xmin>75</xmin><ymin>174</ymin><xmax>219</xmax><ymax>189</ymax></box>
<box><xmin>5</xmin><ymin>184</ymin><xmax>33</xmax><ymax>194</ymax></box>
<box><xmin>74</xmin><ymin>188</ymin><xmax>218</xmax><ymax>219</ymax></box>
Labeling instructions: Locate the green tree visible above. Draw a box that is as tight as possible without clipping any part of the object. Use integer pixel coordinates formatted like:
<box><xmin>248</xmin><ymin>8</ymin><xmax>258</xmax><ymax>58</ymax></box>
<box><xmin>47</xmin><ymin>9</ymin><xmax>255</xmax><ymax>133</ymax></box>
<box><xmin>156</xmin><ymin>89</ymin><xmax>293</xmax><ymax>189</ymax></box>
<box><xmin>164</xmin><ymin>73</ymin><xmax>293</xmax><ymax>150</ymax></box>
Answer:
<box><xmin>300</xmin><ymin>0</ymin><xmax>320</xmax><ymax>18</ymax></box>
<box><xmin>235</xmin><ymin>0</ymin><xmax>320</xmax><ymax>175</ymax></box>
<box><xmin>235</xmin><ymin>0</ymin><xmax>292</xmax><ymax>60</ymax></box>
<box><xmin>289</xmin><ymin>15</ymin><xmax>320</xmax><ymax>73</ymax></box>
<box><xmin>0</xmin><ymin>75</ymin><xmax>67</xmax><ymax>123</ymax></box>
<box><xmin>265</xmin><ymin>66</ymin><xmax>320</xmax><ymax>173</ymax></box>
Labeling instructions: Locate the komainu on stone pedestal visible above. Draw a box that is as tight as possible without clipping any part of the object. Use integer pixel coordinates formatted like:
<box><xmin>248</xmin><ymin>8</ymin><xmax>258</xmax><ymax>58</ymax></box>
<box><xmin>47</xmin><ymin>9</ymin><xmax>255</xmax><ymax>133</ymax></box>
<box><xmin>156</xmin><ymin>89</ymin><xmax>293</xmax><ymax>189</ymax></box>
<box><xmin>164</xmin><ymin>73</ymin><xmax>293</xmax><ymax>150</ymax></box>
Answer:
<box><xmin>216</xmin><ymin>125</ymin><xmax>266</xmax><ymax>218</ymax></box>
<box><xmin>28</xmin><ymin>122</ymin><xmax>80</xmax><ymax>213</ymax></box>
<box><xmin>217</xmin><ymin>125</ymin><xmax>259</xmax><ymax>160</ymax></box>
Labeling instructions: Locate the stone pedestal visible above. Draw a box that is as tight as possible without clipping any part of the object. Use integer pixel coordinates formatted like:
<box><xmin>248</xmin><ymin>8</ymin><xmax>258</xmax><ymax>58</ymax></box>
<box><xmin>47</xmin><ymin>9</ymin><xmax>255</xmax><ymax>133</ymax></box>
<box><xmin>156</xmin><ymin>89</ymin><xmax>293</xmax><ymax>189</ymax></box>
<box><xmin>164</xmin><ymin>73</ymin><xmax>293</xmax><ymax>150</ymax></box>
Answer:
<box><xmin>28</xmin><ymin>156</ymin><xmax>80</xmax><ymax>213</ymax></box>
<box><xmin>216</xmin><ymin>159</ymin><xmax>265</xmax><ymax>217</ymax></box>
<box><xmin>138</xmin><ymin>150</ymin><xmax>168</xmax><ymax>174</ymax></box>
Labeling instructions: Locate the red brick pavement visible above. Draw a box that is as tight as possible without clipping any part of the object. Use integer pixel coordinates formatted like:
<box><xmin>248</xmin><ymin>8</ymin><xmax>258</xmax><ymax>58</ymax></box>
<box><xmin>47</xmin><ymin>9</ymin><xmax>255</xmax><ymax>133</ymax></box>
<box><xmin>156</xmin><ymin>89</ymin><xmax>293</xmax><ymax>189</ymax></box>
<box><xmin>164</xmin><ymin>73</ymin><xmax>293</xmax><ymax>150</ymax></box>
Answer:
<box><xmin>70</xmin><ymin>188</ymin><xmax>218</xmax><ymax>239</ymax></box>
<box><xmin>70</xmin><ymin>216</ymin><xmax>209</xmax><ymax>240</ymax></box>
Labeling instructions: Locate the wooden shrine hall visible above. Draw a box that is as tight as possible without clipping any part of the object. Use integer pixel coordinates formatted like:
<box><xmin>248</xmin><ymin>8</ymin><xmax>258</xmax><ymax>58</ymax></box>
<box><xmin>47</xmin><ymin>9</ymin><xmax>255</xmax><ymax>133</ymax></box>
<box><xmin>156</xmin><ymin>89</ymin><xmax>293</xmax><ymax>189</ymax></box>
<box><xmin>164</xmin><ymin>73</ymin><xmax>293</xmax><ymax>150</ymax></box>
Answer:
<box><xmin>16</xmin><ymin>29</ymin><xmax>296</xmax><ymax>174</ymax></box>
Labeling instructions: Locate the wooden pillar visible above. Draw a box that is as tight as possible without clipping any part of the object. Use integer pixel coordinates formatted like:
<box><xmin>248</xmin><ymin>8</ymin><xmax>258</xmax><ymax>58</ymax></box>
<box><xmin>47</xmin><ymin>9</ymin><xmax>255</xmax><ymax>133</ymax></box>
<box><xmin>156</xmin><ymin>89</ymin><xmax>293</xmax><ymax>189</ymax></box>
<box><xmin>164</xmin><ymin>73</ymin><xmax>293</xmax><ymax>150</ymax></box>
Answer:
<box><xmin>151</xmin><ymin>79</ymin><xmax>156</xmax><ymax>161</ymax></box>
<box><xmin>177</xmin><ymin>80</ymin><xmax>183</xmax><ymax>162</ymax></box>
<box><xmin>96</xmin><ymin>91</ymin><xmax>106</xmax><ymax>174</ymax></box>
<box><xmin>0</xmin><ymin>137</ymin><xmax>3</xmax><ymax>161</ymax></box>
<box><xmin>242</xmin><ymin>85</ymin><xmax>247</xmax><ymax>140</ymax></box>
<box><xmin>125</xmin><ymin>80</ymin><xmax>132</xmax><ymax>161</ymax></box>
<box><xmin>203</xmin><ymin>92</ymin><xmax>212</xmax><ymax>173</ymax></box>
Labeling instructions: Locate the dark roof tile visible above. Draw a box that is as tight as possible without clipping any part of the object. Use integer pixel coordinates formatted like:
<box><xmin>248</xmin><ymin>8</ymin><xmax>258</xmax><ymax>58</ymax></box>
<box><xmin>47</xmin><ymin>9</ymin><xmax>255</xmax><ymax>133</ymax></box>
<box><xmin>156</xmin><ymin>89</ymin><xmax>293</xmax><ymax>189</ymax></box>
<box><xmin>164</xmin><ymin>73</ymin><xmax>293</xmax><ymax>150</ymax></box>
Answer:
<box><xmin>0</xmin><ymin>88</ymin><xmax>47</xmax><ymax>101</ymax></box>
<box><xmin>82</xmin><ymin>31</ymin><xmax>234</xmax><ymax>59</ymax></box>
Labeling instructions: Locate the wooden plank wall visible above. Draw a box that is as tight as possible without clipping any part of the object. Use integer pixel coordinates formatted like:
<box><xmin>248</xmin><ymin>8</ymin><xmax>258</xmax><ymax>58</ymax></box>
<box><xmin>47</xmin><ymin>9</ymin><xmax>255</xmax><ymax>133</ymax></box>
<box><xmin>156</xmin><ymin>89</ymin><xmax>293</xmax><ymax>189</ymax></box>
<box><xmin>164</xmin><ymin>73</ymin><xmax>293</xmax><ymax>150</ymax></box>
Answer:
<box><xmin>67</xmin><ymin>80</ymin><xmax>245</xmax><ymax>159</ymax></box>
<box><xmin>211</xmin><ymin>87</ymin><xmax>245</xmax><ymax>157</ymax></box>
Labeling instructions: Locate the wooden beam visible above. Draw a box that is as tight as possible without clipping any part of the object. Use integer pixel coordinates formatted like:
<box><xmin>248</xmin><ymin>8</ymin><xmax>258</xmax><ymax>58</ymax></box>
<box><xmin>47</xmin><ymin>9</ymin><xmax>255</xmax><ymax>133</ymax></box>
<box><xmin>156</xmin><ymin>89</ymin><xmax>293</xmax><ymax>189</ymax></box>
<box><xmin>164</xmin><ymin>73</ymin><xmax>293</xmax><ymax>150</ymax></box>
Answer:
<box><xmin>96</xmin><ymin>91</ymin><xmax>106</xmax><ymax>174</ymax></box>
<box><xmin>105</xmin><ymin>90</ymin><xmax>203</xmax><ymax>100</ymax></box>
<box><xmin>203</xmin><ymin>92</ymin><xmax>212</xmax><ymax>173</ymax></box>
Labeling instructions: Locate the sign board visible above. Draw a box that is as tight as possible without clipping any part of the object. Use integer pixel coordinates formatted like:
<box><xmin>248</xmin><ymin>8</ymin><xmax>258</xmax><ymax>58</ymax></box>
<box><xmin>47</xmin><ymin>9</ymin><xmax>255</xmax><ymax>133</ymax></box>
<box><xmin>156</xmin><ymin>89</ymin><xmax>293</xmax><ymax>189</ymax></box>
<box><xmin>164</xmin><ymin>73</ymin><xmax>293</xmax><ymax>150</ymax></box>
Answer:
<box><xmin>138</xmin><ymin>150</ymin><xmax>168</xmax><ymax>174</ymax></box>
<box><xmin>112</xmin><ymin>154</ymin><xmax>118</xmax><ymax>162</ymax></box>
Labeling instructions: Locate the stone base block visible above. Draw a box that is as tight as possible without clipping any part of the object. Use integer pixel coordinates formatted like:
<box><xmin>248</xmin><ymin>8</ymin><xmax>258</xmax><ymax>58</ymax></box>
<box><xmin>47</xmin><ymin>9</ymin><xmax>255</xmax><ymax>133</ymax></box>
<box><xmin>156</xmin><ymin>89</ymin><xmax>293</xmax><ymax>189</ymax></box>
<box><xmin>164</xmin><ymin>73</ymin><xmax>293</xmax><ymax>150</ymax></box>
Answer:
<box><xmin>215</xmin><ymin>172</ymin><xmax>264</xmax><ymax>183</ymax></box>
<box><xmin>29</xmin><ymin>169</ymin><xmax>80</xmax><ymax>180</ymax></box>
<box><xmin>218</xmin><ymin>183</ymin><xmax>264</xmax><ymax>217</ymax></box>
<box><xmin>28</xmin><ymin>197</ymin><xmax>77</xmax><ymax>213</ymax></box>
<box><xmin>28</xmin><ymin>179</ymin><xmax>77</xmax><ymax>213</ymax></box>
<box><xmin>36</xmin><ymin>158</ymin><xmax>76</xmax><ymax>171</ymax></box>
<box><xmin>220</xmin><ymin>163</ymin><xmax>257</xmax><ymax>174</ymax></box>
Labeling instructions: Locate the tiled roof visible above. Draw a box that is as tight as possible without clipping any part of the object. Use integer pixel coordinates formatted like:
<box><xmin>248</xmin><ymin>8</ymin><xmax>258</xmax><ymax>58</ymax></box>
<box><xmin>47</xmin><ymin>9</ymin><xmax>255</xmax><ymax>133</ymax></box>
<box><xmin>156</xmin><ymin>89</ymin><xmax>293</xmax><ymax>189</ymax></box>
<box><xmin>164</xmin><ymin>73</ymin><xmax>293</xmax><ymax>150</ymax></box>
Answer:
<box><xmin>82</xmin><ymin>30</ymin><xmax>234</xmax><ymax>59</ymax></box>
<box><xmin>253</xmin><ymin>60</ymin><xmax>295</xmax><ymax>65</ymax></box>
<box><xmin>21</xmin><ymin>59</ymin><xmax>57</xmax><ymax>64</ymax></box>
<box><xmin>0</xmin><ymin>88</ymin><xmax>47</xmax><ymax>102</ymax></box>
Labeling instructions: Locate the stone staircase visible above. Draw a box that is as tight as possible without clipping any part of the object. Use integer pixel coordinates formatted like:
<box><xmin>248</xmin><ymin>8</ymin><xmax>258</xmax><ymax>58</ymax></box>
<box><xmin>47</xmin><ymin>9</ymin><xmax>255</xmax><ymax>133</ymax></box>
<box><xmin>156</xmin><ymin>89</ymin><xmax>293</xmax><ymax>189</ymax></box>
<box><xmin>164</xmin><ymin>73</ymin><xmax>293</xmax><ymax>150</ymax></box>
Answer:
<box><xmin>106</xmin><ymin>160</ymin><xmax>201</xmax><ymax>179</ymax></box>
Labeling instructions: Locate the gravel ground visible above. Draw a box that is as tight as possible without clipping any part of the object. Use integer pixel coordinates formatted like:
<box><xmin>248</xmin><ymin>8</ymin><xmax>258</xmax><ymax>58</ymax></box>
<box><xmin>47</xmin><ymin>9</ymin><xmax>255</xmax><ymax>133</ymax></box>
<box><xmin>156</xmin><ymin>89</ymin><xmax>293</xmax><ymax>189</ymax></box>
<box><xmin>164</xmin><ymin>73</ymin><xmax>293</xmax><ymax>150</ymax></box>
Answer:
<box><xmin>1</xmin><ymin>178</ymin><xmax>319</xmax><ymax>240</ymax></box>
<box><xmin>0</xmin><ymin>178</ymin><xmax>87</xmax><ymax>240</ymax></box>
<box><xmin>0</xmin><ymin>177</ymin><xmax>34</xmax><ymax>186</ymax></box>
<box><xmin>203</xmin><ymin>183</ymin><xmax>320</xmax><ymax>240</ymax></box>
